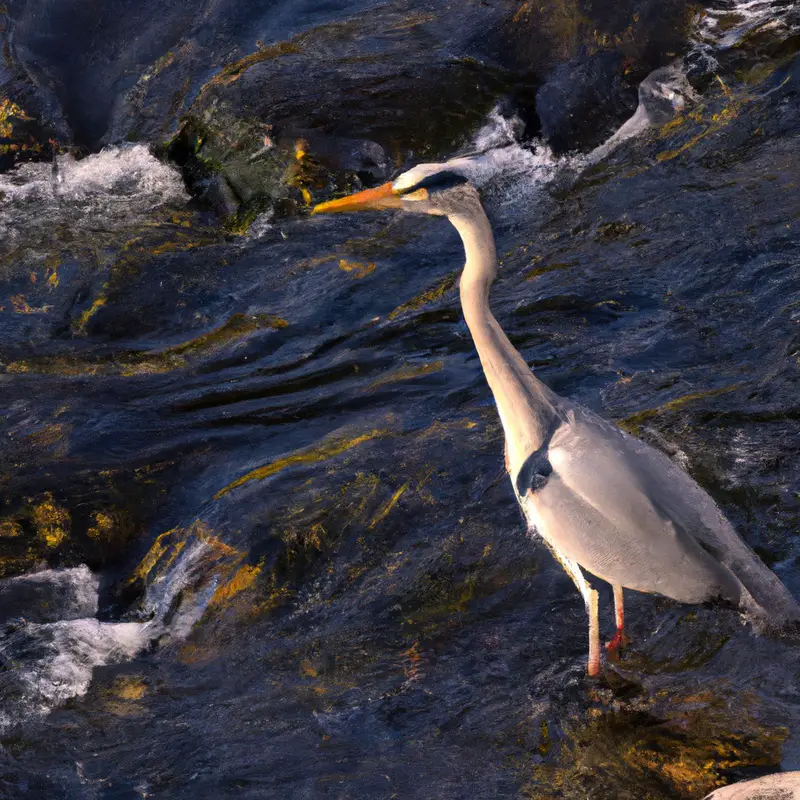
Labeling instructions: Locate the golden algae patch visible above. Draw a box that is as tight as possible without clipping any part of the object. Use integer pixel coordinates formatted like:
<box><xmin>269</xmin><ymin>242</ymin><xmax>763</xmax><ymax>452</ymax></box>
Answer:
<box><xmin>366</xmin><ymin>360</ymin><xmax>443</xmax><ymax>390</ymax></box>
<box><xmin>214</xmin><ymin>428</ymin><xmax>391</xmax><ymax>499</ymax></box>
<box><xmin>524</xmin><ymin>261</ymin><xmax>576</xmax><ymax>281</ymax></box>
<box><xmin>338</xmin><ymin>258</ymin><xmax>375</xmax><ymax>279</ymax></box>
<box><xmin>10</xmin><ymin>294</ymin><xmax>50</xmax><ymax>314</ymax></box>
<box><xmin>5</xmin><ymin>313</ymin><xmax>288</xmax><ymax>377</ymax></box>
<box><xmin>0</xmin><ymin>97</ymin><xmax>30</xmax><ymax>138</ymax></box>
<box><xmin>25</xmin><ymin>423</ymin><xmax>70</xmax><ymax>457</ymax></box>
<box><xmin>520</xmin><ymin>690</ymin><xmax>787</xmax><ymax>800</ymax></box>
<box><xmin>208</xmin><ymin>563</ymin><xmax>262</xmax><ymax>607</ymax></box>
<box><xmin>113</xmin><ymin>675</ymin><xmax>147</xmax><ymax>701</ymax></box>
<box><xmin>164</xmin><ymin>312</ymin><xmax>288</xmax><ymax>356</ymax></box>
<box><xmin>655</xmin><ymin>89</ymin><xmax>750</xmax><ymax>164</ymax></box>
<box><xmin>130</xmin><ymin>521</ymin><xmax>241</xmax><ymax>591</ymax></box>
<box><xmin>0</xmin><ymin>520</ymin><xmax>22</xmax><ymax>538</ymax></box>
<box><xmin>31</xmin><ymin>493</ymin><xmax>70</xmax><ymax>548</ymax></box>
<box><xmin>368</xmin><ymin>482</ymin><xmax>410</xmax><ymax>529</ymax></box>
<box><xmin>103</xmin><ymin>675</ymin><xmax>148</xmax><ymax>717</ymax></box>
<box><xmin>73</xmin><ymin>295</ymin><xmax>107</xmax><ymax>334</ymax></box>
<box><xmin>86</xmin><ymin>511</ymin><xmax>115</xmax><ymax>541</ymax></box>
<box><xmin>618</xmin><ymin>385</ymin><xmax>739</xmax><ymax>435</ymax></box>
<box><xmin>202</xmin><ymin>41</ymin><xmax>302</xmax><ymax>91</ymax></box>
<box><xmin>130</xmin><ymin>527</ymin><xmax>182</xmax><ymax>583</ymax></box>
<box><xmin>388</xmin><ymin>272</ymin><xmax>458</xmax><ymax>320</ymax></box>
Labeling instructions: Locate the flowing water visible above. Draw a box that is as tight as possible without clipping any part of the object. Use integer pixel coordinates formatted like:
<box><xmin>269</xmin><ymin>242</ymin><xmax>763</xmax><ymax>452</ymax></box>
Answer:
<box><xmin>1</xmin><ymin>1</ymin><xmax>799</xmax><ymax>797</ymax></box>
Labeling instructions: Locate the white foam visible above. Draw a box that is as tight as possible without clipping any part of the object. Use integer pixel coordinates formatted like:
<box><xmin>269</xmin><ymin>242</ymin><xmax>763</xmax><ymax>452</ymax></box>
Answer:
<box><xmin>140</xmin><ymin>537</ymin><xmax>222</xmax><ymax>641</ymax></box>
<box><xmin>0</xmin><ymin>144</ymin><xmax>187</xmax><ymax>246</ymax></box>
<box><xmin>0</xmin><ymin>618</ymin><xmax>149</xmax><ymax>732</ymax></box>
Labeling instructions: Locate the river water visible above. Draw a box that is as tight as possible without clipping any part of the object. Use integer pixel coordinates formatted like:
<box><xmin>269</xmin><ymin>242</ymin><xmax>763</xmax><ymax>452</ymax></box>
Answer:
<box><xmin>1</xmin><ymin>1</ymin><xmax>799</xmax><ymax>797</ymax></box>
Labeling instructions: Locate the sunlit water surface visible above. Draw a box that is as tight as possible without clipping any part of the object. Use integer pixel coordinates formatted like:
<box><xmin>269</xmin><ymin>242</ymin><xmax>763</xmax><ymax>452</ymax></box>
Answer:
<box><xmin>1</xmin><ymin>1</ymin><xmax>800</xmax><ymax>797</ymax></box>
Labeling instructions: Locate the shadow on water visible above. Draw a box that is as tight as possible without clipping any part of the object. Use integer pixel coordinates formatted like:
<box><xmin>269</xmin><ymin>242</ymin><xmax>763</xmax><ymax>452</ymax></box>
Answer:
<box><xmin>1</xmin><ymin>0</ymin><xmax>800</xmax><ymax>797</ymax></box>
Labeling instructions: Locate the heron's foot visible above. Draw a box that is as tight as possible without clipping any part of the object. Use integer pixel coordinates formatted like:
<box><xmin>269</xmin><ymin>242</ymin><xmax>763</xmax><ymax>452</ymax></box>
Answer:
<box><xmin>604</xmin><ymin>630</ymin><xmax>630</xmax><ymax>661</ymax></box>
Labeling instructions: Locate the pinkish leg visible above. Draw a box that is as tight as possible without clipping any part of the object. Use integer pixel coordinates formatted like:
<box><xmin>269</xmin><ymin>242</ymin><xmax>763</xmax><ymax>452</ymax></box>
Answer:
<box><xmin>605</xmin><ymin>584</ymin><xmax>630</xmax><ymax>659</ymax></box>
<box><xmin>587</xmin><ymin>587</ymin><xmax>601</xmax><ymax>677</ymax></box>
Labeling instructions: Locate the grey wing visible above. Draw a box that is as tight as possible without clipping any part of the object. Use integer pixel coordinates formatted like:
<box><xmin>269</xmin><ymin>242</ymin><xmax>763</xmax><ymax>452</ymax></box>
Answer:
<box><xmin>521</xmin><ymin>404</ymin><xmax>799</xmax><ymax>623</ymax></box>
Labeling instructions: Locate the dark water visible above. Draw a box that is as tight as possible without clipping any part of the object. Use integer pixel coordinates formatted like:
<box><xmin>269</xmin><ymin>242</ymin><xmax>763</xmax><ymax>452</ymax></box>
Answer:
<box><xmin>1</xmin><ymin>1</ymin><xmax>800</xmax><ymax>798</ymax></box>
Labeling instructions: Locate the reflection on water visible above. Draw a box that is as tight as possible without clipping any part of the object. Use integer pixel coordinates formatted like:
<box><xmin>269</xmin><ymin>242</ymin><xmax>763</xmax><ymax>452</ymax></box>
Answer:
<box><xmin>1</xmin><ymin>0</ymin><xmax>800</xmax><ymax>796</ymax></box>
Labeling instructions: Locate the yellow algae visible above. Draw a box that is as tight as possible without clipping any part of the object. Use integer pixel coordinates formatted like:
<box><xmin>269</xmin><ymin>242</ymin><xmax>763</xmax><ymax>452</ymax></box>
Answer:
<box><xmin>130</xmin><ymin>528</ymin><xmax>179</xmax><ymax>582</ymax></box>
<box><xmin>194</xmin><ymin>522</ymin><xmax>240</xmax><ymax>558</ymax></box>
<box><xmin>619</xmin><ymin>385</ymin><xmax>739</xmax><ymax>434</ymax></box>
<box><xmin>0</xmin><ymin>520</ymin><xmax>22</xmax><ymax>538</ymax></box>
<box><xmin>104</xmin><ymin>675</ymin><xmax>148</xmax><ymax>717</ymax></box>
<box><xmin>295</xmin><ymin>254</ymin><xmax>338</xmax><ymax>272</ymax></box>
<box><xmin>655</xmin><ymin>95</ymin><xmax>747</xmax><ymax>164</ymax></box>
<box><xmin>201</xmin><ymin>41</ymin><xmax>302</xmax><ymax>92</ymax></box>
<box><xmin>179</xmin><ymin>641</ymin><xmax>221</xmax><ymax>665</ymax></box>
<box><xmin>5</xmin><ymin>313</ymin><xmax>288</xmax><ymax>378</ymax></box>
<box><xmin>118</xmin><ymin>357</ymin><xmax>185</xmax><ymax>377</ymax></box>
<box><xmin>388</xmin><ymin>273</ymin><xmax>458</xmax><ymax>320</ymax></box>
<box><xmin>524</xmin><ymin>261</ymin><xmax>575</xmax><ymax>281</ymax></box>
<box><xmin>512</xmin><ymin>0</ymin><xmax>589</xmax><ymax>59</ymax></box>
<box><xmin>86</xmin><ymin>511</ymin><xmax>115</xmax><ymax>541</ymax></box>
<box><xmin>113</xmin><ymin>675</ymin><xmax>147</xmax><ymax>701</ymax></box>
<box><xmin>0</xmin><ymin>97</ymin><xmax>30</xmax><ymax>138</ymax></box>
<box><xmin>521</xmin><ymin>689</ymin><xmax>786</xmax><ymax>800</ymax></box>
<box><xmin>299</xmin><ymin>659</ymin><xmax>319</xmax><ymax>678</ymax></box>
<box><xmin>367</xmin><ymin>361</ymin><xmax>443</xmax><ymax>391</ymax></box>
<box><xmin>209</xmin><ymin>563</ymin><xmax>261</xmax><ymax>607</ymax></box>
<box><xmin>32</xmin><ymin>493</ymin><xmax>70</xmax><ymax>548</ymax></box>
<box><xmin>26</xmin><ymin>423</ymin><xmax>69</xmax><ymax>456</ymax></box>
<box><xmin>369</xmin><ymin>482</ymin><xmax>411</xmax><ymax>530</ymax></box>
<box><xmin>215</xmin><ymin>428</ymin><xmax>391</xmax><ymax>499</ymax></box>
<box><xmin>11</xmin><ymin>294</ymin><xmax>50</xmax><ymax>314</ymax></box>
<box><xmin>74</xmin><ymin>295</ymin><xmax>107</xmax><ymax>333</ymax></box>
<box><xmin>165</xmin><ymin>312</ymin><xmax>289</xmax><ymax>357</ymax></box>
<box><xmin>338</xmin><ymin>258</ymin><xmax>376</xmax><ymax>279</ymax></box>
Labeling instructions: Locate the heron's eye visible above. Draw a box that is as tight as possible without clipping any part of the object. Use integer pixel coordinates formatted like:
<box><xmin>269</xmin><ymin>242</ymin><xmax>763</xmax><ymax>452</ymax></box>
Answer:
<box><xmin>402</xmin><ymin>188</ymin><xmax>429</xmax><ymax>202</ymax></box>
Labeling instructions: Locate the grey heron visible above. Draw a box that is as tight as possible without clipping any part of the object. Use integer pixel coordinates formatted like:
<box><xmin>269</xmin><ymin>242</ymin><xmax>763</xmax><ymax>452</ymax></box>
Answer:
<box><xmin>312</xmin><ymin>163</ymin><xmax>800</xmax><ymax>676</ymax></box>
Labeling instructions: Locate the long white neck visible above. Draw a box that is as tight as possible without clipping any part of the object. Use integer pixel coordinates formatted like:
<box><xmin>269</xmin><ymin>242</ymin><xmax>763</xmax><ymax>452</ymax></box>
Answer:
<box><xmin>449</xmin><ymin>208</ymin><xmax>559</xmax><ymax>480</ymax></box>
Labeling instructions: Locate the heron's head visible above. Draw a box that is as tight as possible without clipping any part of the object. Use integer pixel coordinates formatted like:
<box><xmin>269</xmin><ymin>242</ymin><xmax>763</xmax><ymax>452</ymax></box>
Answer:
<box><xmin>311</xmin><ymin>163</ymin><xmax>481</xmax><ymax>219</ymax></box>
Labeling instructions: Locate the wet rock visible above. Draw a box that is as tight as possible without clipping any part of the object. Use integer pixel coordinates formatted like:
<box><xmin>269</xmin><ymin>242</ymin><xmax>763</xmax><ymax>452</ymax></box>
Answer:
<box><xmin>509</xmin><ymin>0</ymin><xmax>700</xmax><ymax>153</ymax></box>
<box><xmin>0</xmin><ymin>566</ymin><xmax>98</xmax><ymax>625</ymax></box>
<box><xmin>0</xmin><ymin>617</ymin><xmax>147</xmax><ymax>734</ymax></box>
<box><xmin>536</xmin><ymin>52</ymin><xmax>638</xmax><ymax>154</ymax></box>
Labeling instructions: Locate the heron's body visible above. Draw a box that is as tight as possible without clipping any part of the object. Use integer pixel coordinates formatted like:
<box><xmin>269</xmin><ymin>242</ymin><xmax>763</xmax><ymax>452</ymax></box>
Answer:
<box><xmin>313</xmin><ymin>161</ymin><xmax>800</xmax><ymax>674</ymax></box>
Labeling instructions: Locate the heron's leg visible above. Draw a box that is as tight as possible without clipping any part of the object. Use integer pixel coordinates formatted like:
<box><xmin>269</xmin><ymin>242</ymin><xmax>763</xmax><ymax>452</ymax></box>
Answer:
<box><xmin>587</xmin><ymin>586</ymin><xmax>601</xmax><ymax>677</ymax></box>
<box><xmin>606</xmin><ymin>584</ymin><xmax>630</xmax><ymax>658</ymax></box>
<box><xmin>548</xmin><ymin>549</ymin><xmax>601</xmax><ymax>677</ymax></box>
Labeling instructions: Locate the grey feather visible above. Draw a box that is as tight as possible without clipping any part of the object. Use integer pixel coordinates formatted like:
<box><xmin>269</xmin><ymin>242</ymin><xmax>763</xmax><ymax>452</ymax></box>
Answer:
<box><xmin>519</xmin><ymin>400</ymin><xmax>800</xmax><ymax>626</ymax></box>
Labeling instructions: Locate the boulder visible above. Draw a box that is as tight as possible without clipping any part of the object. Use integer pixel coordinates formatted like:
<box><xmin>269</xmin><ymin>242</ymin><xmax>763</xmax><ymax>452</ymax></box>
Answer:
<box><xmin>536</xmin><ymin>52</ymin><xmax>638</xmax><ymax>154</ymax></box>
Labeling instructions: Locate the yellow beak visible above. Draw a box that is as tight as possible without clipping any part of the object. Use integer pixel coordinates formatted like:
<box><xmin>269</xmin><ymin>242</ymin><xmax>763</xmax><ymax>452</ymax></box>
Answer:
<box><xmin>311</xmin><ymin>181</ymin><xmax>402</xmax><ymax>215</ymax></box>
